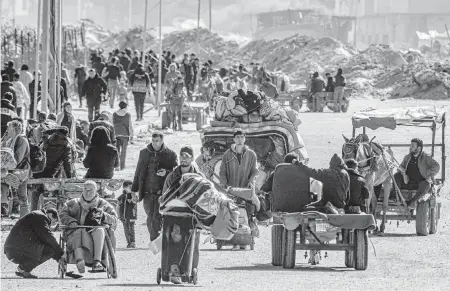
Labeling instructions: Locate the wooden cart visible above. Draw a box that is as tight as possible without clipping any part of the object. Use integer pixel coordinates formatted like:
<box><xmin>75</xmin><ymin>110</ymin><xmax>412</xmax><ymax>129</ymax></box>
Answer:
<box><xmin>160</xmin><ymin>101</ymin><xmax>209</xmax><ymax>131</ymax></box>
<box><xmin>351</xmin><ymin>107</ymin><xmax>446</xmax><ymax>235</ymax></box>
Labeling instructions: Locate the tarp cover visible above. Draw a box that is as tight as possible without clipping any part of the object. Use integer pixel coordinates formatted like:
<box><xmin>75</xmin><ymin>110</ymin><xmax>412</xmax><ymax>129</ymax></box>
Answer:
<box><xmin>352</xmin><ymin>106</ymin><xmax>447</xmax><ymax>130</ymax></box>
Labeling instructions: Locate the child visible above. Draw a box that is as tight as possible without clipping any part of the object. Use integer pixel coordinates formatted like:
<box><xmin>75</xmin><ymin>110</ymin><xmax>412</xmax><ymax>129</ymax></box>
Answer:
<box><xmin>118</xmin><ymin>80</ymin><xmax>128</xmax><ymax>102</ymax></box>
<box><xmin>117</xmin><ymin>181</ymin><xmax>137</xmax><ymax>248</ymax></box>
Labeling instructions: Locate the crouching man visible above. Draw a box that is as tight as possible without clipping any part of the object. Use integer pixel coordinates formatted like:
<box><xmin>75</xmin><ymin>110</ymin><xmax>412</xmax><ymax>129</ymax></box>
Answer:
<box><xmin>4</xmin><ymin>208</ymin><xmax>63</xmax><ymax>278</ymax></box>
<box><xmin>394</xmin><ymin>138</ymin><xmax>440</xmax><ymax>208</ymax></box>
<box><xmin>292</xmin><ymin>153</ymin><xmax>350</xmax><ymax>214</ymax></box>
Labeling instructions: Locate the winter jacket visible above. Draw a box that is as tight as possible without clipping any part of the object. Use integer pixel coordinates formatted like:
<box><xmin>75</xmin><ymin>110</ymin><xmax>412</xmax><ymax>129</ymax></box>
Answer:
<box><xmin>129</xmin><ymin>71</ymin><xmax>150</xmax><ymax>88</ymax></box>
<box><xmin>119</xmin><ymin>56</ymin><xmax>131</xmax><ymax>73</ymax></box>
<box><xmin>131</xmin><ymin>143</ymin><xmax>178</xmax><ymax>201</ymax></box>
<box><xmin>56</xmin><ymin>112</ymin><xmax>77</xmax><ymax>142</ymax></box>
<box><xmin>260</xmin><ymin>82</ymin><xmax>279</xmax><ymax>99</ymax></box>
<box><xmin>347</xmin><ymin>169</ymin><xmax>369</xmax><ymax>208</ymax></box>
<box><xmin>117</xmin><ymin>191</ymin><xmax>137</xmax><ymax>220</ymax></box>
<box><xmin>83</xmin><ymin>144</ymin><xmax>119</xmax><ymax>179</ymax></box>
<box><xmin>325</xmin><ymin>77</ymin><xmax>334</xmax><ymax>92</ymax></box>
<box><xmin>76</xmin><ymin>123</ymin><xmax>89</xmax><ymax>147</ymax></box>
<box><xmin>219</xmin><ymin>144</ymin><xmax>258</xmax><ymax>188</ymax></box>
<box><xmin>88</xmin><ymin>120</ymin><xmax>116</xmax><ymax>145</ymax></box>
<box><xmin>103</xmin><ymin>65</ymin><xmax>121</xmax><ymax>81</ymax></box>
<box><xmin>81</xmin><ymin>74</ymin><xmax>108</xmax><ymax>107</ymax></box>
<box><xmin>33</xmin><ymin>132</ymin><xmax>73</xmax><ymax>178</ymax></box>
<box><xmin>74</xmin><ymin>66</ymin><xmax>87</xmax><ymax>84</ymax></box>
<box><xmin>2</xmin><ymin>67</ymin><xmax>18</xmax><ymax>81</ymax></box>
<box><xmin>310</xmin><ymin>77</ymin><xmax>325</xmax><ymax>94</ymax></box>
<box><xmin>12</xmin><ymin>81</ymin><xmax>30</xmax><ymax>108</ymax></box>
<box><xmin>92</xmin><ymin>61</ymin><xmax>106</xmax><ymax>75</ymax></box>
<box><xmin>1</xmin><ymin>99</ymin><xmax>17</xmax><ymax>137</ymax></box>
<box><xmin>399</xmin><ymin>151</ymin><xmax>440</xmax><ymax>181</ymax></box>
<box><xmin>4</xmin><ymin>209</ymin><xmax>63</xmax><ymax>262</ymax></box>
<box><xmin>294</xmin><ymin>154</ymin><xmax>349</xmax><ymax>208</ymax></box>
<box><xmin>127</xmin><ymin>59</ymin><xmax>139</xmax><ymax>72</ymax></box>
<box><xmin>1</xmin><ymin>81</ymin><xmax>17</xmax><ymax>107</ymax></box>
<box><xmin>113</xmin><ymin>109</ymin><xmax>134</xmax><ymax>138</ymax></box>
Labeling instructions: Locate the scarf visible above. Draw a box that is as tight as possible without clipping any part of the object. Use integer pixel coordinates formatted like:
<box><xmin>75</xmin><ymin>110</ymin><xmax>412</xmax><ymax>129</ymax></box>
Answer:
<box><xmin>79</xmin><ymin>194</ymin><xmax>99</xmax><ymax>211</ymax></box>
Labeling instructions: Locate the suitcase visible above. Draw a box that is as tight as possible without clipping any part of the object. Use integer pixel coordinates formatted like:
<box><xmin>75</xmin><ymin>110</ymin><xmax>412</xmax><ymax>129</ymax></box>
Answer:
<box><xmin>160</xmin><ymin>215</ymin><xmax>199</xmax><ymax>283</ymax></box>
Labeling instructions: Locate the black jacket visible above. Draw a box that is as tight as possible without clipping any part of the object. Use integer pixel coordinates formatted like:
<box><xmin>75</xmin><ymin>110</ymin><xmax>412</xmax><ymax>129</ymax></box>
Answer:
<box><xmin>131</xmin><ymin>143</ymin><xmax>178</xmax><ymax>201</ymax></box>
<box><xmin>1</xmin><ymin>99</ymin><xmax>16</xmax><ymax>137</ymax></box>
<box><xmin>83</xmin><ymin>144</ymin><xmax>119</xmax><ymax>179</ymax></box>
<box><xmin>347</xmin><ymin>169</ymin><xmax>370</xmax><ymax>208</ymax></box>
<box><xmin>4</xmin><ymin>209</ymin><xmax>63</xmax><ymax>261</ymax></box>
<box><xmin>33</xmin><ymin>132</ymin><xmax>73</xmax><ymax>179</ymax></box>
<box><xmin>1</xmin><ymin>81</ymin><xmax>17</xmax><ymax>107</ymax></box>
<box><xmin>81</xmin><ymin>74</ymin><xmax>108</xmax><ymax>106</ymax></box>
<box><xmin>88</xmin><ymin>120</ymin><xmax>116</xmax><ymax>145</ymax></box>
<box><xmin>119</xmin><ymin>56</ymin><xmax>131</xmax><ymax>73</ymax></box>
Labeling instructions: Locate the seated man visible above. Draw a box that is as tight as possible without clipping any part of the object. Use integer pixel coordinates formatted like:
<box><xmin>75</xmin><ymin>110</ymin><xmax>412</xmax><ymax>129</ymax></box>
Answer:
<box><xmin>292</xmin><ymin>154</ymin><xmax>350</xmax><ymax>214</ymax></box>
<box><xmin>394</xmin><ymin>138</ymin><xmax>440</xmax><ymax>208</ymax></box>
<box><xmin>345</xmin><ymin>159</ymin><xmax>370</xmax><ymax>213</ymax></box>
<box><xmin>260</xmin><ymin>153</ymin><xmax>300</xmax><ymax>194</ymax></box>
<box><xmin>60</xmin><ymin>180</ymin><xmax>118</xmax><ymax>273</ymax></box>
<box><xmin>4</xmin><ymin>208</ymin><xmax>63</xmax><ymax>278</ymax></box>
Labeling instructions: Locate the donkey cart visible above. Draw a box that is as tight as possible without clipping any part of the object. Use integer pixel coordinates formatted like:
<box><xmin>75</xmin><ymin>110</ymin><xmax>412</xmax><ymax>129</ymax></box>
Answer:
<box><xmin>351</xmin><ymin>106</ymin><xmax>446</xmax><ymax>236</ymax></box>
<box><xmin>270</xmin><ymin>164</ymin><xmax>376</xmax><ymax>270</ymax></box>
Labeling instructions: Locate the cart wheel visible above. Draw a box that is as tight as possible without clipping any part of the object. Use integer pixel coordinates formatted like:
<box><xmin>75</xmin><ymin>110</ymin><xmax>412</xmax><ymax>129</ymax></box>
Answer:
<box><xmin>157</xmin><ymin>267</ymin><xmax>162</xmax><ymax>285</ymax></box>
<box><xmin>271</xmin><ymin>225</ymin><xmax>284</xmax><ymax>266</ymax></box>
<box><xmin>343</xmin><ymin>230</ymin><xmax>355</xmax><ymax>268</ymax></box>
<box><xmin>192</xmin><ymin>268</ymin><xmax>198</xmax><ymax>285</ymax></box>
<box><xmin>354</xmin><ymin>229</ymin><xmax>368</xmax><ymax>270</ymax></box>
<box><xmin>429</xmin><ymin>205</ymin><xmax>438</xmax><ymax>234</ymax></box>
<box><xmin>161</xmin><ymin>111</ymin><xmax>169</xmax><ymax>129</ymax></box>
<box><xmin>416</xmin><ymin>201</ymin><xmax>430</xmax><ymax>236</ymax></box>
<box><xmin>282</xmin><ymin>229</ymin><xmax>296</xmax><ymax>269</ymax></box>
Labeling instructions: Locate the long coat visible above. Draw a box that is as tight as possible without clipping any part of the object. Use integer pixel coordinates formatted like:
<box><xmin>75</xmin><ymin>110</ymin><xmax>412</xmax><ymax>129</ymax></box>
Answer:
<box><xmin>4</xmin><ymin>209</ymin><xmax>63</xmax><ymax>261</ymax></box>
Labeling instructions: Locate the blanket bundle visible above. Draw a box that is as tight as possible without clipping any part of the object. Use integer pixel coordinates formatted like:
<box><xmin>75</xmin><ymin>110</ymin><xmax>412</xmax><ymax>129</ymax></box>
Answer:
<box><xmin>214</xmin><ymin>89</ymin><xmax>302</xmax><ymax>130</ymax></box>
<box><xmin>160</xmin><ymin>173</ymin><xmax>240</xmax><ymax>240</ymax></box>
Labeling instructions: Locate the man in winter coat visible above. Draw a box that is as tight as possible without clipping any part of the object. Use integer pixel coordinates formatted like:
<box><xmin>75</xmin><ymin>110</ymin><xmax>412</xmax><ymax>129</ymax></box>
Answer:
<box><xmin>1</xmin><ymin>60</ymin><xmax>18</xmax><ymax>81</ymax></box>
<box><xmin>219</xmin><ymin>129</ymin><xmax>259</xmax><ymax>250</ymax></box>
<box><xmin>4</xmin><ymin>208</ymin><xmax>63</xmax><ymax>278</ymax></box>
<box><xmin>88</xmin><ymin>111</ymin><xmax>116</xmax><ymax>146</ymax></box>
<box><xmin>119</xmin><ymin>51</ymin><xmax>131</xmax><ymax>73</ymax></box>
<box><xmin>131</xmin><ymin>131</ymin><xmax>178</xmax><ymax>241</ymax></box>
<box><xmin>293</xmin><ymin>153</ymin><xmax>350</xmax><ymax>213</ymax></box>
<box><xmin>113</xmin><ymin>101</ymin><xmax>134</xmax><ymax>170</ymax></box>
<box><xmin>82</xmin><ymin>69</ymin><xmax>107</xmax><ymax>122</ymax></box>
<box><xmin>345</xmin><ymin>159</ymin><xmax>370</xmax><ymax>213</ymax></box>
<box><xmin>74</xmin><ymin>64</ymin><xmax>87</xmax><ymax>107</ymax></box>
<box><xmin>1</xmin><ymin>92</ymin><xmax>17</xmax><ymax>137</ymax></box>
<box><xmin>333</xmin><ymin>68</ymin><xmax>346</xmax><ymax>113</ymax></box>
<box><xmin>102</xmin><ymin>57</ymin><xmax>121</xmax><ymax>108</ymax></box>
<box><xmin>394</xmin><ymin>138</ymin><xmax>440</xmax><ymax>208</ymax></box>
<box><xmin>31</xmin><ymin>127</ymin><xmax>74</xmax><ymax>210</ymax></box>
<box><xmin>1</xmin><ymin>74</ymin><xmax>17</xmax><ymax>108</ymax></box>
<box><xmin>92</xmin><ymin>56</ymin><xmax>106</xmax><ymax>75</ymax></box>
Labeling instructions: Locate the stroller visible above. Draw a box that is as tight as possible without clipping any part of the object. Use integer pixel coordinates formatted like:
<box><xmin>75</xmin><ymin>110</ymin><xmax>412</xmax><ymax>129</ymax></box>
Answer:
<box><xmin>157</xmin><ymin>214</ymin><xmax>199</xmax><ymax>285</ymax></box>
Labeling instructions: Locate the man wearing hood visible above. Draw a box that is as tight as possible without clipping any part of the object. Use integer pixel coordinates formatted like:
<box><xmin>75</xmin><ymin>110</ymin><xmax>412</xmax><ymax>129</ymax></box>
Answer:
<box><xmin>219</xmin><ymin>129</ymin><xmax>259</xmax><ymax>250</ymax></box>
<box><xmin>129</xmin><ymin>65</ymin><xmax>150</xmax><ymax>121</ymax></box>
<box><xmin>1</xmin><ymin>74</ymin><xmax>17</xmax><ymax>108</ymax></box>
<box><xmin>113</xmin><ymin>101</ymin><xmax>134</xmax><ymax>170</ymax></box>
<box><xmin>293</xmin><ymin>153</ymin><xmax>350</xmax><ymax>213</ymax></box>
<box><xmin>131</xmin><ymin>131</ymin><xmax>177</xmax><ymax>241</ymax></box>
<box><xmin>31</xmin><ymin>126</ymin><xmax>74</xmax><ymax>211</ymax></box>
<box><xmin>345</xmin><ymin>159</ymin><xmax>370</xmax><ymax>213</ymax></box>
<box><xmin>82</xmin><ymin>69</ymin><xmax>108</xmax><ymax>122</ymax></box>
<box><xmin>88</xmin><ymin>111</ymin><xmax>116</xmax><ymax>146</ymax></box>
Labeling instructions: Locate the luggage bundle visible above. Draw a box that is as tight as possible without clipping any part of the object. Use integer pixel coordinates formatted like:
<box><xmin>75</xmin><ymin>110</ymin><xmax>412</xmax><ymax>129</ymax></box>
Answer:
<box><xmin>213</xmin><ymin>89</ymin><xmax>302</xmax><ymax>130</ymax></box>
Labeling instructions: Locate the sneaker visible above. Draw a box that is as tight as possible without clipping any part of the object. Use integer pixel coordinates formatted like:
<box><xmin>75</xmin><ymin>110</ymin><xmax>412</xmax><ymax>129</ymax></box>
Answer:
<box><xmin>76</xmin><ymin>259</ymin><xmax>85</xmax><ymax>273</ymax></box>
<box><xmin>91</xmin><ymin>260</ymin><xmax>105</xmax><ymax>272</ymax></box>
<box><xmin>15</xmin><ymin>267</ymin><xmax>37</xmax><ymax>278</ymax></box>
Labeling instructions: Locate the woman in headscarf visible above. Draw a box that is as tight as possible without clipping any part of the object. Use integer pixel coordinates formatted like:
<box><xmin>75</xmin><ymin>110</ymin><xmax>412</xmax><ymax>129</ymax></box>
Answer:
<box><xmin>56</xmin><ymin>102</ymin><xmax>77</xmax><ymax>142</ymax></box>
<box><xmin>83</xmin><ymin>126</ymin><xmax>119</xmax><ymax>179</ymax></box>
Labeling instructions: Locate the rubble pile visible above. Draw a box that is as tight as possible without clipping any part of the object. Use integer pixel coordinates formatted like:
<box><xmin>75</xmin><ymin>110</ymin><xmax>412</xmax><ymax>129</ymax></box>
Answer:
<box><xmin>150</xmin><ymin>28</ymin><xmax>240</xmax><ymax>65</ymax></box>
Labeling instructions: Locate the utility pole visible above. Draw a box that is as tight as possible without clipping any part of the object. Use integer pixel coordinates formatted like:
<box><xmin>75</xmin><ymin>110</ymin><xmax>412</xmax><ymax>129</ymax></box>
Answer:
<box><xmin>41</xmin><ymin>0</ymin><xmax>50</xmax><ymax>113</ymax></box>
<box><xmin>196</xmin><ymin>0</ymin><xmax>201</xmax><ymax>90</ymax></box>
<box><xmin>33</xmin><ymin>0</ymin><xmax>42</xmax><ymax>119</ymax></box>
<box><xmin>142</xmin><ymin>0</ymin><xmax>148</xmax><ymax>65</ymax></box>
<box><xmin>129</xmin><ymin>0</ymin><xmax>132</xmax><ymax>29</ymax></box>
<box><xmin>209</xmin><ymin>0</ymin><xmax>212</xmax><ymax>31</ymax></box>
<box><xmin>157</xmin><ymin>0</ymin><xmax>163</xmax><ymax>116</ymax></box>
<box><xmin>56</xmin><ymin>0</ymin><xmax>62</xmax><ymax>114</ymax></box>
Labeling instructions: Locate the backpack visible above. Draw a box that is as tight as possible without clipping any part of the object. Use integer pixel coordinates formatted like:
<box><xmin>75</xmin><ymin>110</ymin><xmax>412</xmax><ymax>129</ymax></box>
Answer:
<box><xmin>131</xmin><ymin>78</ymin><xmax>147</xmax><ymax>93</ymax></box>
<box><xmin>29</xmin><ymin>143</ymin><xmax>46</xmax><ymax>173</ymax></box>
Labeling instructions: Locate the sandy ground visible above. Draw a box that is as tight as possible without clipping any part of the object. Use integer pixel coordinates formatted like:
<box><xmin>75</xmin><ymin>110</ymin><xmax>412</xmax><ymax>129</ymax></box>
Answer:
<box><xmin>1</xmin><ymin>98</ymin><xmax>449</xmax><ymax>291</ymax></box>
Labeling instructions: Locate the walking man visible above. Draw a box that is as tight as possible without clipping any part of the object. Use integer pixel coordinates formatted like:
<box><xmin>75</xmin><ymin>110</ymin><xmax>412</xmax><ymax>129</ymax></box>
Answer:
<box><xmin>131</xmin><ymin>131</ymin><xmax>177</xmax><ymax>241</ymax></box>
<box><xmin>82</xmin><ymin>69</ymin><xmax>107</xmax><ymax>122</ymax></box>
<box><xmin>333</xmin><ymin>68</ymin><xmax>346</xmax><ymax>113</ymax></box>
<box><xmin>113</xmin><ymin>101</ymin><xmax>134</xmax><ymax>170</ymax></box>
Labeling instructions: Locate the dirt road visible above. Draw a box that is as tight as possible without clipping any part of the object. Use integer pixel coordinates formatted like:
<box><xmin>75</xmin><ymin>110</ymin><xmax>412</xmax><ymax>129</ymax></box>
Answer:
<box><xmin>1</xmin><ymin>98</ymin><xmax>449</xmax><ymax>291</ymax></box>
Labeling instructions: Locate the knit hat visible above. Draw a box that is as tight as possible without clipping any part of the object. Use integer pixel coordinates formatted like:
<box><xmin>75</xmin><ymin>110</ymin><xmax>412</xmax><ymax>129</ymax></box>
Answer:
<box><xmin>180</xmin><ymin>146</ymin><xmax>194</xmax><ymax>157</ymax></box>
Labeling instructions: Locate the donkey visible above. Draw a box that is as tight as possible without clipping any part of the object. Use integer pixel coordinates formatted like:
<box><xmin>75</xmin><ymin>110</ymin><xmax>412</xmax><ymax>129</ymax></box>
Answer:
<box><xmin>342</xmin><ymin>134</ymin><xmax>396</xmax><ymax>234</ymax></box>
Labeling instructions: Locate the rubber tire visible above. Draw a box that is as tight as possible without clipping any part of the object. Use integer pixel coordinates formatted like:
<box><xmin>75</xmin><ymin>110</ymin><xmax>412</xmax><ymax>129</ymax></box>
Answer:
<box><xmin>161</xmin><ymin>111</ymin><xmax>169</xmax><ymax>129</ymax></box>
<box><xmin>429</xmin><ymin>207</ymin><xmax>438</xmax><ymax>235</ymax></box>
<box><xmin>216</xmin><ymin>241</ymin><xmax>222</xmax><ymax>250</ymax></box>
<box><xmin>416</xmin><ymin>201</ymin><xmax>430</xmax><ymax>236</ymax></box>
<box><xmin>192</xmin><ymin>268</ymin><xmax>198</xmax><ymax>285</ymax></box>
<box><xmin>342</xmin><ymin>229</ymin><xmax>354</xmax><ymax>268</ymax></box>
<box><xmin>157</xmin><ymin>267</ymin><xmax>162</xmax><ymax>285</ymax></box>
<box><xmin>354</xmin><ymin>229</ymin><xmax>368</xmax><ymax>270</ymax></box>
<box><xmin>282</xmin><ymin>229</ymin><xmax>296</xmax><ymax>269</ymax></box>
<box><xmin>271</xmin><ymin>225</ymin><xmax>284</xmax><ymax>266</ymax></box>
